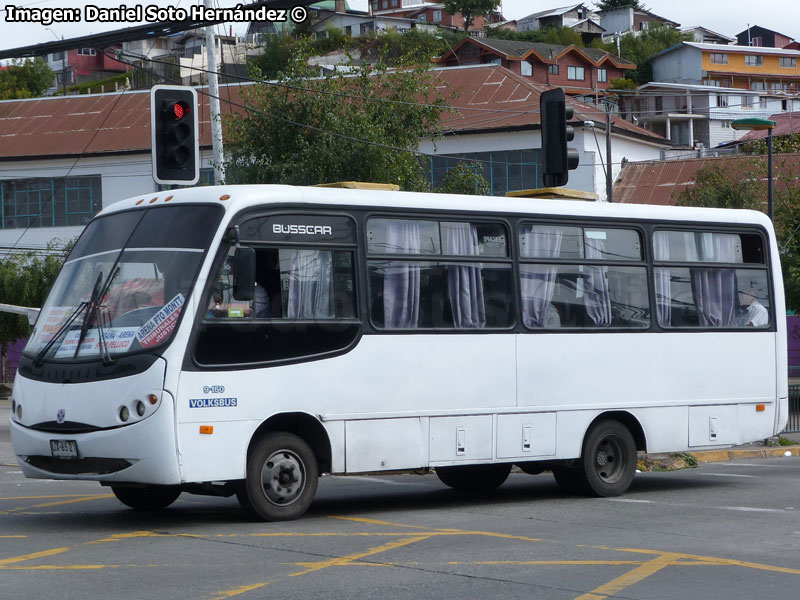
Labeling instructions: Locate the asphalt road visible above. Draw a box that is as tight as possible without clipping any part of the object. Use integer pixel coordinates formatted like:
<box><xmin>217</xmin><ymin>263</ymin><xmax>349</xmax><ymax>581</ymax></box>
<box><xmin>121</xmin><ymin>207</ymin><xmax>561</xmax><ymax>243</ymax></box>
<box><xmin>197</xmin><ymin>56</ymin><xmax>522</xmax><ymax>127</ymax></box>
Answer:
<box><xmin>2</xmin><ymin>406</ymin><xmax>800</xmax><ymax>600</ymax></box>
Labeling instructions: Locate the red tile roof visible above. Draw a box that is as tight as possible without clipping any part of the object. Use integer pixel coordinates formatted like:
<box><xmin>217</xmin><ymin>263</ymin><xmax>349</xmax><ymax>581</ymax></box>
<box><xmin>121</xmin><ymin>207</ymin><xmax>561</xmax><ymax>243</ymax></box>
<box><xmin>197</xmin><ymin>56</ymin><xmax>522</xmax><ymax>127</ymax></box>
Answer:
<box><xmin>0</xmin><ymin>65</ymin><xmax>662</xmax><ymax>160</ymax></box>
<box><xmin>614</xmin><ymin>152</ymin><xmax>800</xmax><ymax>205</ymax></box>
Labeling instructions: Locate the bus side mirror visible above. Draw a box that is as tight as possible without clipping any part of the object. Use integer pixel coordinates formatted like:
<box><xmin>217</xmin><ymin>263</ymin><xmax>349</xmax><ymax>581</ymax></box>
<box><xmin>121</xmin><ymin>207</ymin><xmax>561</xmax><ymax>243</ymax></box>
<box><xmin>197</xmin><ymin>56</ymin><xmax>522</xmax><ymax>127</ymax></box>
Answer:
<box><xmin>233</xmin><ymin>247</ymin><xmax>255</xmax><ymax>301</ymax></box>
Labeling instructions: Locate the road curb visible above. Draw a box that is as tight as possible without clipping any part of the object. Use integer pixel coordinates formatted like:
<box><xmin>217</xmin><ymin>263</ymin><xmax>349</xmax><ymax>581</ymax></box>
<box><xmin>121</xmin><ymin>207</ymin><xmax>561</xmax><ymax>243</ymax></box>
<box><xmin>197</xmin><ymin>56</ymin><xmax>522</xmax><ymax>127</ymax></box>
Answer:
<box><xmin>691</xmin><ymin>445</ymin><xmax>800</xmax><ymax>463</ymax></box>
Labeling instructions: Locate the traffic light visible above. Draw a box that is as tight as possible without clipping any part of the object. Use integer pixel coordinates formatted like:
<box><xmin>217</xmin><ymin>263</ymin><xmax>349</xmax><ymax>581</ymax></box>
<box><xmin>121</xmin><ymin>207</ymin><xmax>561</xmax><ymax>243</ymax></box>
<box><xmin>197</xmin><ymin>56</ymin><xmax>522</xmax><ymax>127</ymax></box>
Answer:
<box><xmin>540</xmin><ymin>88</ymin><xmax>580</xmax><ymax>188</ymax></box>
<box><xmin>151</xmin><ymin>85</ymin><xmax>199</xmax><ymax>186</ymax></box>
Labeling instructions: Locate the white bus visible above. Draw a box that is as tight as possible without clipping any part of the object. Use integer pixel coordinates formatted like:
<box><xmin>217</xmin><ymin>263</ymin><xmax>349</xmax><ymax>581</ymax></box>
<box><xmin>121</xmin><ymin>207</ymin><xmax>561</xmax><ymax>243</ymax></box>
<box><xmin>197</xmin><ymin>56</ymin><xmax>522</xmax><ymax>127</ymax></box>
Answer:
<box><xmin>9</xmin><ymin>185</ymin><xmax>788</xmax><ymax>521</ymax></box>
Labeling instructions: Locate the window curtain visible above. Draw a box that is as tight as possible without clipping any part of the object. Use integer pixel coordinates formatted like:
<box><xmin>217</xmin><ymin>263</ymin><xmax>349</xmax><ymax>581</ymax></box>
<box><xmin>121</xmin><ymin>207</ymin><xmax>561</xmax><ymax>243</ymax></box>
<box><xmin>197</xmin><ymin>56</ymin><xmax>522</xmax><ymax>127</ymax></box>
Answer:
<box><xmin>584</xmin><ymin>238</ymin><xmax>612</xmax><ymax>326</ymax></box>
<box><xmin>520</xmin><ymin>225</ymin><xmax>563</xmax><ymax>327</ymax></box>
<box><xmin>690</xmin><ymin>233</ymin><xmax>742</xmax><ymax>327</ymax></box>
<box><xmin>287</xmin><ymin>250</ymin><xmax>333</xmax><ymax>319</ymax></box>
<box><xmin>443</xmin><ymin>223</ymin><xmax>485</xmax><ymax>328</ymax></box>
<box><xmin>653</xmin><ymin>233</ymin><xmax>671</xmax><ymax>326</ymax></box>
<box><xmin>383</xmin><ymin>221</ymin><xmax>421</xmax><ymax>328</ymax></box>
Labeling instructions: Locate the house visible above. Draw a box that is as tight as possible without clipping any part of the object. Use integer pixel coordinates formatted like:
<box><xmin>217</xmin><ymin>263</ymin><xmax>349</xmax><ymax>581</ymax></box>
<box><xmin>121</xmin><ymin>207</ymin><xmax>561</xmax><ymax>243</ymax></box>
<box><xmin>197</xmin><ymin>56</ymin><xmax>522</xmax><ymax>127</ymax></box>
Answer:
<box><xmin>45</xmin><ymin>47</ymin><xmax>131</xmax><ymax>95</ymax></box>
<box><xmin>628</xmin><ymin>82</ymin><xmax>784</xmax><ymax>148</ymax></box>
<box><xmin>613</xmin><ymin>153</ymin><xmax>800</xmax><ymax>205</ymax></box>
<box><xmin>436</xmin><ymin>37</ymin><xmax>635</xmax><ymax>95</ymax></box>
<box><xmin>310</xmin><ymin>11</ymin><xmax>416</xmax><ymax>37</ymax></box>
<box><xmin>736</xmin><ymin>25</ymin><xmax>795</xmax><ymax>48</ymax></box>
<box><xmin>368</xmin><ymin>0</ymin><xmax>502</xmax><ymax>32</ymax></box>
<box><xmin>680</xmin><ymin>26</ymin><xmax>734</xmax><ymax>45</ymax></box>
<box><xmin>598</xmin><ymin>6</ymin><xmax>679</xmax><ymax>37</ymax></box>
<box><xmin>517</xmin><ymin>4</ymin><xmax>605</xmax><ymax>44</ymax></box>
<box><xmin>424</xmin><ymin>65</ymin><xmax>668</xmax><ymax>200</ymax></box>
<box><xmin>0</xmin><ymin>66</ymin><xmax>667</xmax><ymax>255</ymax></box>
<box><xmin>652</xmin><ymin>41</ymin><xmax>800</xmax><ymax>93</ymax></box>
<box><xmin>739</xmin><ymin>111</ymin><xmax>800</xmax><ymax>142</ymax></box>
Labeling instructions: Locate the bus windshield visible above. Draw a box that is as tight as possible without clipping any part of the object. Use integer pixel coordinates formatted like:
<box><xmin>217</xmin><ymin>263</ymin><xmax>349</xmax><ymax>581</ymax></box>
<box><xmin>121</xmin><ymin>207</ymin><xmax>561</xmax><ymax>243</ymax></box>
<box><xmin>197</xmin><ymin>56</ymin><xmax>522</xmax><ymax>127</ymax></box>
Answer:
<box><xmin>25</xmin><ymin>204</ymin><xmax>223</xmax><ymax>363</ymax></box>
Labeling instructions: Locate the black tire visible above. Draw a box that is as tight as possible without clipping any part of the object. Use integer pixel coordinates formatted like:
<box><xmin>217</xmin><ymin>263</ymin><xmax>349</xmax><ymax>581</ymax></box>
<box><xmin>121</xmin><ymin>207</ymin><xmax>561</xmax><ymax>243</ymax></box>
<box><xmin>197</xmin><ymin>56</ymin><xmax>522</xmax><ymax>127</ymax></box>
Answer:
<box><xmin>435</xmin><ymin>464</ymin><xmax>511</xmax><ymax>490</ymax></box>
<box><xmin>518</xmin><ymin>462</ymin><xmax>544</xmax><ymax>475</ymax></box>
<box><xmin>237</xmin><ymin>432</ymin><xmax>318</xmax><ymax>521</ymax></box>
<box><xmin>581</xmin><ymin>420</ymin><xmax>636</xmax><ymax>497</ymax></box>
<box><xmin>552</xmin><ymin>420</ymin><xmax>636</xmax><ymax>497</ymax></box>
<box><xmin>111</xmin><ymin>485</ymin><xmax>181</xmax><ymax>510</ymax></box>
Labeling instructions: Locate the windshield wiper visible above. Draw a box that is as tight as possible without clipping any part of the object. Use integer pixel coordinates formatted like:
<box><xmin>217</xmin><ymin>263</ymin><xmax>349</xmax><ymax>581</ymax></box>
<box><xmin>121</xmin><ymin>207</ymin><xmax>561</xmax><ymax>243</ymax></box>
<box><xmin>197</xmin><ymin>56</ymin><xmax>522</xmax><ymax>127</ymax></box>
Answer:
<box><xmin>74</xmin><ymin>267</ymin><xmax>120</xmax><ymax>363</ymax></box>
<box><xmin>32</xmin><ymin>300</ymin><xmax>90</xmax><ymax>367</ymax></box>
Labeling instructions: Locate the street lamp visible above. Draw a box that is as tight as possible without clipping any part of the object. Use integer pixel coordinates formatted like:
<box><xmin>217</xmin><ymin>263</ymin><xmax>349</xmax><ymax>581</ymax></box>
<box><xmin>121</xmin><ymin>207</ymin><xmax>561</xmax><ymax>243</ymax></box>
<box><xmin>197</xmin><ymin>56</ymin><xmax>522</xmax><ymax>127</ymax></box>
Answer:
<box><xmin>434</xmin><ymin>35</ymin><xmax>460</xmax><ymax>65</ymax></box>
<box><xmin>732</xmin><ymin>117</ymin><xmax>777</xmax><ymax>221</ymax></box>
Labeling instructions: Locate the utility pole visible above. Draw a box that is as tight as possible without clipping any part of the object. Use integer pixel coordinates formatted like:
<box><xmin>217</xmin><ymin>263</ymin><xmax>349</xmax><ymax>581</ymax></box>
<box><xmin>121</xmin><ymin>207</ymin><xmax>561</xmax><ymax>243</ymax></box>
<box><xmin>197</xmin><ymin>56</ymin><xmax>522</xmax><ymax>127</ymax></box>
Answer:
<box><xmin>606</xmin><ymin>103</ymin><xmax>613</xmax><ymax>203</ymax></box>
<box><xmin>204</xmin><ymin>0</ymin><xmax>225</xmax><ymax>184</ymax></box>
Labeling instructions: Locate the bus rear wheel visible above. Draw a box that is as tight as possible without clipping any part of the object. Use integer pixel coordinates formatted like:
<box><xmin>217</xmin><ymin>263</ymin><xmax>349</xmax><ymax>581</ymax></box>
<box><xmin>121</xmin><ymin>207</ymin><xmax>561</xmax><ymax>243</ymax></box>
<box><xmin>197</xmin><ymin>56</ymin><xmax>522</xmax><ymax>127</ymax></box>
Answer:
<box><xmin>435</xmin><ymin>464</ymin><xmax>511</xmax><ymax>490</ymax></box>
<box><xmin>111</xmin><ymin>485</ymin><xmax>181</xmax><ymax>510</ymax></box>
<box><xmin>552</xmin><ymin>420</ymin><xmax>636</xmax><ymax>497</ymax></box>
<box><xmin>237</xmin><ymin>432</ymin><xmax>318</xmax><ymax>521</ymax></box>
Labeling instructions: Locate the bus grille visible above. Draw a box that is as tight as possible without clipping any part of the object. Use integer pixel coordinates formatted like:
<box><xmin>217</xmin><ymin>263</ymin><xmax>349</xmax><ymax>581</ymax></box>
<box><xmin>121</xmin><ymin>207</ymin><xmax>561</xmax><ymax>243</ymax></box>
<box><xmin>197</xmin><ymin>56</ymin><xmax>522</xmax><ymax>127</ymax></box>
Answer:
<box><xmin>26</xmin><ymin>456</ymin><xmax>132</xmax><ymax>475</ymax></box>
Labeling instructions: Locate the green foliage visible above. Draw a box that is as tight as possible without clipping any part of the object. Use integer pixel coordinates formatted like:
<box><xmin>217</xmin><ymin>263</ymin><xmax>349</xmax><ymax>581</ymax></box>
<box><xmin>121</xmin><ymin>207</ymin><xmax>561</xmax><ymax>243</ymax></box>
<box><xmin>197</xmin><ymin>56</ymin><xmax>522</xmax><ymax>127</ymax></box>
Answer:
<box><xmin>743</xmin><ymin>133</ymin><xmax>800</xmax><ymax>156</ymax></box>
<box><xmin>433</xmin><ymin>163</ymin><xmax>491</xmax><ymax>195</ymax></box>
<box><xmin>595</xmin><ymin>0</ymin><xmax>645</xmax><ymax>9</ymax></box>
<box><xmin>617</xmin><ymin>24</ymin><xmax>692</xmax><ymax>84</ymax></box>
<box><xmin>609</xmin><ymin>77</ymin><xmax>637</xmax><ymax>90</ymax></box>
<box><xmin>225</xmin><ymin>49</ymin><xmax>447</xmax><ymax>191</ymax></box>
<box><xmin>0</xmin><ymin>241</ymin><xmax>72</xmax><ymax>381</ymax></box>
<box><xmin>485</xmin><ymin>26</ymin><xmax>583</xmax><ymax>46</ymax></box>
<box><xmin>0</xmin><ymin>58</ymin><xmax>53</xmax><ymax>99</ymax></box>
<box><xmin>676</xmin><ymin>156</ymin><xmax>800</xmax><ymax>311</ymax></box>
<box><xmin>443</xmin><ymin>0</ymin><xmax>501</xmax><ymax>32</ymax></box>
<box><xmin>250</xmin><ymin>34</ymin><xmax>298</xmax><ymax>80</ymax></box>
<box><xmin>56</xmin><ymin>71</ymin><xmax>131</xmax><ymax>96</ymax></box>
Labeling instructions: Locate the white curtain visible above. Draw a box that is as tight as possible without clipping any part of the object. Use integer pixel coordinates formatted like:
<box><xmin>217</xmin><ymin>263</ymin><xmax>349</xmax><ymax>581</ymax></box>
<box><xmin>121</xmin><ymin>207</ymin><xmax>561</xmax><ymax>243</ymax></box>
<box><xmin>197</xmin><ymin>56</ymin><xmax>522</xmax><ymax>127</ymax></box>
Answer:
<box><xmin>443</xmin><ymin>223</ymin><xmax>485</xmax><ymax>328</ymax></box>
<box><xmin>383</xmin><ymin>221</ymin><xmax>421</xmax><ymax>328</ymax></box>
<box><xmin>584</xmin><ymin>238</ymin><xmax>611</xmax><ymax>326</ymax></box>
<box><xmin>287</xmin><ymin>250</ymin><xmax>333</xmax><ymax>319</ymax></box>
<box><xmin>520</xmin><ymin>225</ymin><xmax>563</xmax><ymax>328</ymax></box>
<box><xmin>653</xmin><ymin>232</ymin><xmax>672</xmax><ymax>327</ymax></box>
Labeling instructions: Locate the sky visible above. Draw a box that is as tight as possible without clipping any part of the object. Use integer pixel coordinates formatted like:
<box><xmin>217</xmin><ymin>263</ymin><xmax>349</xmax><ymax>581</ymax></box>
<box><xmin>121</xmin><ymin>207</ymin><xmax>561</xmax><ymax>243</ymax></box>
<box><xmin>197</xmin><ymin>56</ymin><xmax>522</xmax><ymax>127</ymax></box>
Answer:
<box><xmin>0</xmin><ymin>0</ymin><xmax>799</xmax><ymax>54</ymax></box>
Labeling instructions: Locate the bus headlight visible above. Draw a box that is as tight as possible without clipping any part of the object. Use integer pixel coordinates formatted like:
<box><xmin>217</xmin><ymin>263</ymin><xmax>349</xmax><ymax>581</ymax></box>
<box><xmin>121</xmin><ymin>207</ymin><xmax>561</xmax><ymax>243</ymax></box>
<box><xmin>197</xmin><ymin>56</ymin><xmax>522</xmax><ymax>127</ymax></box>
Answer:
<box><xmin>136</xmin><ymin>401</ymin><xmax>146</xmax><ymax>417</ymax></box>
<box><xmin>119</xmin><ymin>406</ymin><xmax>130</xmax><ymax>422</ymax></box>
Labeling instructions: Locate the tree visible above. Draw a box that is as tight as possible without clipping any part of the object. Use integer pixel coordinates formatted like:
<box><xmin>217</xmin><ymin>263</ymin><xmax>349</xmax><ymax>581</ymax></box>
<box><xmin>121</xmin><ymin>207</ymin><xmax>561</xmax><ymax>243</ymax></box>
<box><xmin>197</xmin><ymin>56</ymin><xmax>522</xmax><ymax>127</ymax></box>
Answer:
<box><xmin>443</xmin><ymin>0</ymin><xmax>501</xmax><ymax>33</ymax></box>
<box><xmin>0</xmin><ymin>58</ymin><xmax>53</xmax><ymax>100</ymax></box>
<box><xmin>595</xmin><ymin>0</ymin><xmax>645</xmax><ymax>10</ymax></box>
<box><xmin>225</xmin><ymin>48</ymin><xmax>447</xmax><ymax>191</ymax></box>
<box><xmin>433</xmin><ymin>163</ymin><xmax>491</xmax><ymax>195</ymax></box>
<box><xmin>617</xmin><ymin>24</ymin><xmax>693</xmax><ymax>84</ymax></box>
<box><xmin>0</xmin><ymin>241</ymin><xmax>71</xmax><ymax>382</ymax></box>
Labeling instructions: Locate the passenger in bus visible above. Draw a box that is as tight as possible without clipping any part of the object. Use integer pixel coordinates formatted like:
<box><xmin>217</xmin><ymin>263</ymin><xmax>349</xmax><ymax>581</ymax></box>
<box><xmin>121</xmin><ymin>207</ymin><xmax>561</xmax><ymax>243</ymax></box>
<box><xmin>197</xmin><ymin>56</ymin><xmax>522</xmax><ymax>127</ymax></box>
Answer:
<box><xmin>738</xmin><ymin>287</ymin><xmax>768</xmax><ymax>327</ymax></box>
<box><xmin>253</xmin><ymin>283</ymin><xmax>269</xmax><ymax>318</ymax></box>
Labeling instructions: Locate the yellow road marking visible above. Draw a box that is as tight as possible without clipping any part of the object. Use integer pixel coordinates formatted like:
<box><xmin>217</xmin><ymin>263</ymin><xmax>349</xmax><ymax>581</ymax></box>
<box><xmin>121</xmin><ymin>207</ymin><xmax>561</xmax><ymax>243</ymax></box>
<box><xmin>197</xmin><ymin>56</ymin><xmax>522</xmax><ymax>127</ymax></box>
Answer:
<box><xmin>618</xmin><ymin>547</ymin><xmax>800</xmax><ymax>575</ymax></box>
<box><xmin>0</xmin><ymin>494</ymin><xmax>103</xmax><ymax>501</ymax></box>
<box><xmin>0</xmin><ymin>535</ymin><xmax>26</xmax><ymax>539</ymax></box>
<box><xmin>208</xmin><ymin>582</ymin><xmax>276</xmax><ymax>600</ymax></box>
<box><xmin>0</xmin><ymin>547</ymin><xmax>71</xmax><ymax>567</ymax></box>
<box><xmin>290</xmin><ymin>535</ymin><xmax>432</xmax><ymax>577</ymax></box>
<box><xmin>0</xmin><ymin>494</ymin><xmax>113</xmax><ymax>515</ymax></box>
<box><xmin>574</xmin><ymin>553</ymin><xmax>684</xmax><ymax>600</ymax></box>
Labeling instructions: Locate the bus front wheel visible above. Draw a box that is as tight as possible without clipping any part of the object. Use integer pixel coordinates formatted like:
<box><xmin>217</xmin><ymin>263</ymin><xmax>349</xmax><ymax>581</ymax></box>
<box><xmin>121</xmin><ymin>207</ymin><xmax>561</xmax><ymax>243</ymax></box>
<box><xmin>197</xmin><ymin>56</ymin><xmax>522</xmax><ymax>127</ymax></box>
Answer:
<box><xmin>237</xmin><ymin>432</ymin><xmax>318</xmax><ymax>521</ymax></box>
<box><xmin>111</xmin><ymin>485</ymin><xmax>181</xmax><ymax>510</ymax></box>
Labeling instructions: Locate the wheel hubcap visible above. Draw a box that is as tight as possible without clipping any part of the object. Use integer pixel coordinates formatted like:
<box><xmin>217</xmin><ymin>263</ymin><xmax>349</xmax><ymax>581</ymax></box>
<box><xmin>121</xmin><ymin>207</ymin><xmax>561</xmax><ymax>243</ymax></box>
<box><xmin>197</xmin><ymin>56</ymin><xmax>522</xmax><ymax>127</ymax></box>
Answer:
<box><xmin>260</xmin><ymin>450</ymin><xmax>306</xmax><ymax>506</ymax></box>
<box><xmin>593</xmin><ymin>437</ymin><xmax>624</xmax><ymax>483</ymax></box>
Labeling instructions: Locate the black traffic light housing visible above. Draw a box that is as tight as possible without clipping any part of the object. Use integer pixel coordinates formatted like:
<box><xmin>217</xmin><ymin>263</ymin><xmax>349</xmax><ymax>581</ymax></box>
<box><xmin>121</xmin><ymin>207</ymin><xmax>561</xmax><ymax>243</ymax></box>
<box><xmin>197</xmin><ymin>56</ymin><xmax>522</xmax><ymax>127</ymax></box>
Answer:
<box><xmin>151</xmin><ymin>85</ymin><xmax>199</xmax><ymax>186</ymax></box>
<box><xmin>540</xmin><ymin>88</ymin><xmax>580</xmax><ymax>187</ymax></box>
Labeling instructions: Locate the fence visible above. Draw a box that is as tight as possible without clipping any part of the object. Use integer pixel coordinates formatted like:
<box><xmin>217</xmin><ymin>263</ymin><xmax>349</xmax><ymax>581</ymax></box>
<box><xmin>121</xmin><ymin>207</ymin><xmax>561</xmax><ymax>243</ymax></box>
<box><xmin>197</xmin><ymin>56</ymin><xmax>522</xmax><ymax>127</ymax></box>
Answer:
<box><xmin>786</xmin><ymin>385</ymin><xmax>800</xmax><ymax>434</ymax></box>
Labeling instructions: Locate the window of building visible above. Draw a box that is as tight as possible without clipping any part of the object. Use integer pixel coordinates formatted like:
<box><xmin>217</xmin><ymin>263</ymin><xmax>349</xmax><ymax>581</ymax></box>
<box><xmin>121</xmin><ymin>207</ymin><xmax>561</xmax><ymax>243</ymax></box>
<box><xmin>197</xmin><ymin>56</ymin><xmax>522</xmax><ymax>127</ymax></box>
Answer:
<box><xmin>382</xmin><ymin>0</ymin><xmax>388</xmax><ymax>8</ymax></box>
<box><xmin>418</xmin><ymin>14</ymin><xmax>426</xmax><ymax>22</ymax></box>
<box><xmin>51</xmin><ymin>52</ymin><xmax>64</xmax><ymax>61</ymax></box>
<box><xmin>433</xmin><ymin>10</ymin><xmax>442</xmax><ymax>23</ymax></box>
<box><xmin>367</xmin><ymin>218</ymin><xmax>514</xmax><ymax>330</ymax></box>
<box><xmin>518</xmin><ymin>224</ymin><xmax>648</xmax><ymax>330</ymax></box>
<box><xmin>720</xmin><ymin>120</ymin><xmax>732</xmax><ymax>128</ymax></box>
<box><xmin>780</xmin><ymin>57</ymin><xmax>797</xmax><ymax>68</ymax></box>
<box><xmin>568</xmin><ymin>66</ymin><xmax>585</xmax><ymax>80</ymax></box>
<box><xmin>751</xmin><ymin>36</ymin><xmax>763</xmax><ymax>47</ymax></box>
<box><xmin>742</xmin><ymin>94</ymin><xmax>754</xmax><ymax>108</ymax></box>
<box><xmin>750</xmin><ymin>81</ymin><xmax>766</xmax><ymax>90</ymax></box>
<box><xmin>597</xmin><ymin>68</ymin><xmax>607</xmax><ymax>83</ymax></box>
<box><xmin>710</xmin><ymin>53</ymin><xmax>728</xmax><ymax>64</ymax></box>
<box><xmin>745</xmin><ymin>54</ymin><xmax>763</xmax><ymax>66</ymax></box>
<box><xmin>652</xmin><ymin>231</ymin><xmax>769</xmax><ymax>329</ymax></box>
<box><xmin>639</xmin><ymin>21</ymin><xmax>649</xmax><ymax>31</ymax></box>
<box><xmin>77</xmin><ymin>48</ymin><xmax>96</xmax><ymax>56</ymax></box>
<box><xmin>717</xmin><ymin>94</ymin><xmax>729</xmax><ymax>107</ymax></box>
<box><xmin>548</xmin><ymin>64</ymin><xmax>559</xmax><ymax>75</ymax></box>
<box><xmin>344</xmin><ymin>26</ymin><xmax>352</xmax><ymax>35</ymax></box>
<box><xmin>428</xmin><ymin>149</ymin><xmax>540</xmax><ymax>197</ymax></box>
<box><xmin>1</xmin><ymin>176</ymin><xmax>102</xmax><ymax>230</ymax></box>
<box><xmin>521</xmin><ymin>61</ymin><xmax>532</xmax><ymax>76</ymax></box>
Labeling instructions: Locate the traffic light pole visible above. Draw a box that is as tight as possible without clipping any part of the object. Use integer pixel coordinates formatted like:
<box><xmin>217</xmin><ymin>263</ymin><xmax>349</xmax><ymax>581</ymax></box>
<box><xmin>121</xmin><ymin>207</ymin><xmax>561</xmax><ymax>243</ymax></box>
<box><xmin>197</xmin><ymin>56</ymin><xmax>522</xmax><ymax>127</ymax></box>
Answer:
<box><xmin>606</xmin><ymin>105</ymin><xmax>613</xmax><ymax>203</ymax></box>
<box><xmin>205</xmin><ymin>0</ymin><xmax>225</xmax><ymax>185</ymax></box>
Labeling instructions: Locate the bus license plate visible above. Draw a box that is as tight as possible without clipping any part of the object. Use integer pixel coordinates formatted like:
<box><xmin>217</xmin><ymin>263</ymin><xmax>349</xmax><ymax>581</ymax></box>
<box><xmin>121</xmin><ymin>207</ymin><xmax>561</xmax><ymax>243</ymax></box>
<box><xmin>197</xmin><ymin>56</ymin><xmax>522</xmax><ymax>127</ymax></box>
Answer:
<box><xmin>50</xmin><ymin>440</ymin><xmax>78</xmax><ymax>459</ymax></box>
